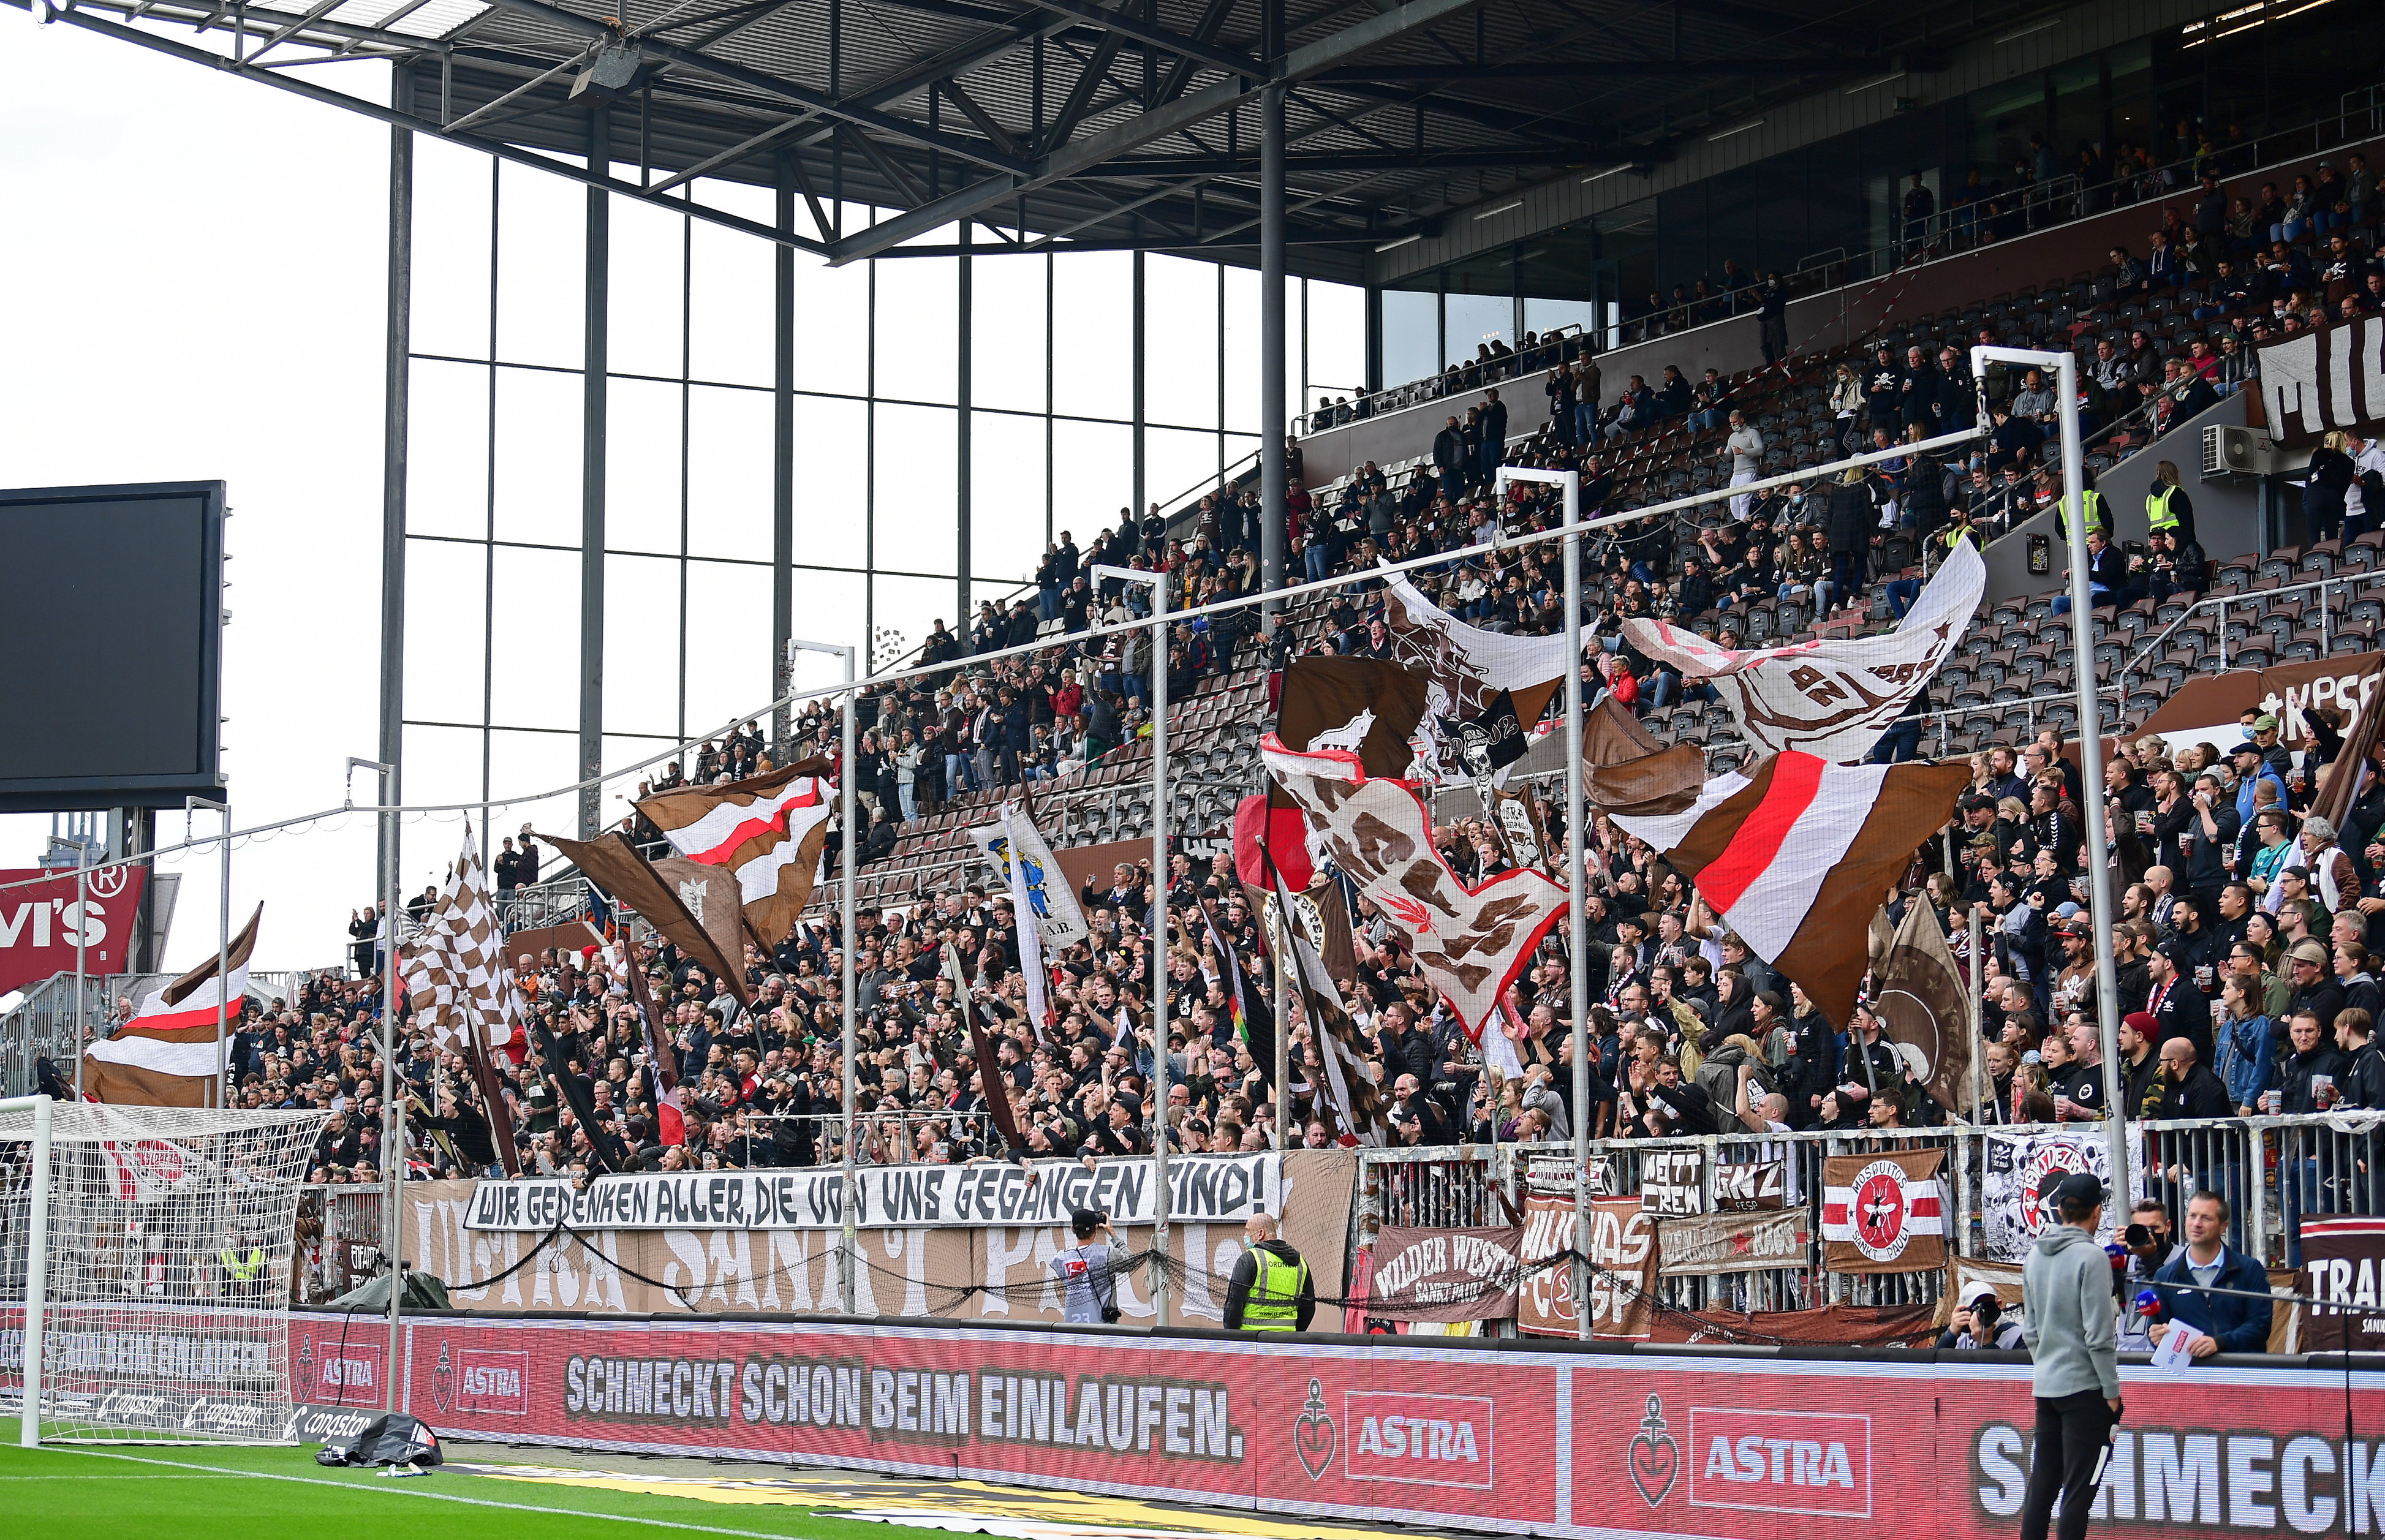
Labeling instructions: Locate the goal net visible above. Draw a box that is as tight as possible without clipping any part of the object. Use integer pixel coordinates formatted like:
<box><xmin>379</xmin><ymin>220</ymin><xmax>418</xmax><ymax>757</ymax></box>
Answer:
<box><xmin>1</xmin><ymin>1099</ymin><xmax>327</xmax><ymax>1444</ymax></box>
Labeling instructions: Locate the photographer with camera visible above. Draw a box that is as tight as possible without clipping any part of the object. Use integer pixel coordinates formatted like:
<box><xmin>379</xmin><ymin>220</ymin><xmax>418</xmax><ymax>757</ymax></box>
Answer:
<box><xmin>1937</xmin><ymin>1279</ymin><xmax>2025</xmax><ymax>1351</ymax></box>
<box><xmin>1049</xmin><ymin>1208</ymin><xmax>1123</xmax><ymax>1325</ymax></box>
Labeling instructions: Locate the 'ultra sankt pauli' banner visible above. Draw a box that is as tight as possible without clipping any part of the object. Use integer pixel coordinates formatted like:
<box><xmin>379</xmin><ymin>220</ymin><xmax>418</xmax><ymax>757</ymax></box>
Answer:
<box><xmin>462</xmin><ymin>1152</ymin><xmax>1279</xmax><ymax>1232</ymax></box>
<box><xmin>297</xmin><ymin>1313</ymin><xmax>2385</xmax><ymax>1540</ymax></box>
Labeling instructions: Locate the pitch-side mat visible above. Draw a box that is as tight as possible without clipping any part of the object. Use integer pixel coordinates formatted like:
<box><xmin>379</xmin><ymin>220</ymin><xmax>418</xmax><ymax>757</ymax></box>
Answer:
<box><xmin>444</xmin><ymin>1443</ymin><xmax>1475</xmax><ymax>1540</ymax></box>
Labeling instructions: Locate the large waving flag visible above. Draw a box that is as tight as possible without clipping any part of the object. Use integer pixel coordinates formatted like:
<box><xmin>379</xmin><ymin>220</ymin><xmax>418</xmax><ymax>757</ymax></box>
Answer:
<box><xmin>1622</xmin><ymin>539</ymin><xmax>1984</xmax><ymax>764</ymax></box>
<box><xmin>400</xmin><ymin>821</ymin><xmax>524</xmax><ymax>1060</ymax></box>
<box><xmin>1262</xmin><ymin>734</ymin><xmax>1568</xmax><ymax>1039</ymax></box>
<box><xmin>635</xmin><ymin>757</ymin><xmax>836</xmax><ymax>946</ymax></box>
<box><xmin>1611</xmin><ymin>753</ymin><xmax>1970</xmax><ymax>1025</ymax></box>
<box><xmin>1378</xmin><ymin>563</ymin><xmax>1570</xmax><ymax>736</ymax></box>
<box><xmin>83</xmin><ymin>904</ymin><xmax>261</xmax><ymax>1106</ymax></box>
<box><xmin>540</xmin><ymin>829</ymin><xmax>751</xmax><ymax>1005</ymax></box>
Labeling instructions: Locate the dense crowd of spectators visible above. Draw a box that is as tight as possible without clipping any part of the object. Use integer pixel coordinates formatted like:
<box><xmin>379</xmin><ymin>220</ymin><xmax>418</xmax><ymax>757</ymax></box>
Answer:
<box><xmin>126</xmin><ymin>124</ymin><xmax>2385</xmax><ymax>1232</ymax></box>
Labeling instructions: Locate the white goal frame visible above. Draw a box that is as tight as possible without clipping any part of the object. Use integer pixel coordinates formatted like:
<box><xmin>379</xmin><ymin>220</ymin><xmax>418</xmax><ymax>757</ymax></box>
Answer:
<box><xmin>2</xmin><ymin>1096</ymin><xmax>327</xmax><ymax>1446</ymax></box>
<box><xmin>4</xmin><ymin>1095</ymin><xmax>53</xmax><ymax>1450</ymax></box>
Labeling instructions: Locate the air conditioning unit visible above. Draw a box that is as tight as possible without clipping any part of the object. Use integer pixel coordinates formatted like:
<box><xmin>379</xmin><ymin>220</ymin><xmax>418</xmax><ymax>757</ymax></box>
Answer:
<box><xmin>2202</xmin><ymin>423</ymin><xmax>2276</xmax><ymax>479</ymax></box>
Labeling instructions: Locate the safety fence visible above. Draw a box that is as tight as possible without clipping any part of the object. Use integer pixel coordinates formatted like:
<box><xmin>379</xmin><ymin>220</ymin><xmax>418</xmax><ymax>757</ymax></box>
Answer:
<box><xmin>1351</xmin><ymin>1112</ymin><xmax>2385</xmax><ymax>1326</ymax></box>
<box><xmin>295</xmin><ymin>1185</ymin><xmax>388</xmax><ymax>1304</ymax></box>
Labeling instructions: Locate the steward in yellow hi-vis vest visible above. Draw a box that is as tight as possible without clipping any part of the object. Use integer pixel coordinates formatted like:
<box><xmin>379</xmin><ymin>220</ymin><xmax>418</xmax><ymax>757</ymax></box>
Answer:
<box><xmin>1223</xmin><ymin>1211</ymin><xmax>1315</xmax><ymax>1331</ymax></box>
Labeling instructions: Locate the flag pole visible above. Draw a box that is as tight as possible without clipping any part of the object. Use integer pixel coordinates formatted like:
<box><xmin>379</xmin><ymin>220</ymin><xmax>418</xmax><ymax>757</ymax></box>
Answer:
<box><xmin>1970</xmin><ymin>904</ymin><xmax>1986</xmax><ymax>1128</ymax></box>
<box><xmin>839</xmin><ymin>646</ymin><xmax>860</xmax><ymax>1315</ymax></box>
<box><xmin>1975</xmin><ymin>344</ymin><xmax>2126</xmax><ymax>1192</ymax></box>
<box><xmin>1500</xmin><ymin>464</ymin><xmax>1588</xmax><ymax>1340</ymax></box>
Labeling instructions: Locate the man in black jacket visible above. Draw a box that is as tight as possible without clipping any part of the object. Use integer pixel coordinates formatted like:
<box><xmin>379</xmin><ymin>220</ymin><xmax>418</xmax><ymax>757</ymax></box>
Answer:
<box><xmin>1432</xmin><ymin>417</ymin><xmax>1467</xmax><ymax>503</ymax></box>
<box><xmin>2150</xmin><ymin>1037</ymin><xmax>2232</xmax><ymax>1120</ymax></box>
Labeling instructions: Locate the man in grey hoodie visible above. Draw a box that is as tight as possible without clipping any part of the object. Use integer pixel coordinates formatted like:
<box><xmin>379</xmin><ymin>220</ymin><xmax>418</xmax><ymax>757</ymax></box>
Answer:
<box><xmin>2019</xmin><ymin>1171</ymin><xmax>2124</xmax><ymax>1540</ymax></box>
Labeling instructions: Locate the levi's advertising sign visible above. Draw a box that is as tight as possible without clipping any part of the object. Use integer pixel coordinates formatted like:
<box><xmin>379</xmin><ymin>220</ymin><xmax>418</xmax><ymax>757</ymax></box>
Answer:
<box><xmin>0</xmin><ymin>866</ymin><xmax>146</xmax><ymax>997</ymax></box>
<box><xmin>306</xmin><ymin>1317</ymin><xmax>2385</xmax><ymax>1539</ymax></box>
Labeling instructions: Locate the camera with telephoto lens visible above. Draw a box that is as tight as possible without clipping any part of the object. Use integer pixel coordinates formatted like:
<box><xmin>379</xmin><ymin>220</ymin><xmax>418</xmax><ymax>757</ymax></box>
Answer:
<box><xmin>2123</xmin><ymin>1222</ymin><xmax>2154</xmax><ymax>1248</ymax></box>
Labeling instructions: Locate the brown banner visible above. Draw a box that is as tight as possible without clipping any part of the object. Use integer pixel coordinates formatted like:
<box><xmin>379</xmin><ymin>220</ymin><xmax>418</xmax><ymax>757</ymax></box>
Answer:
<box><xmin>2136</xmin><ymin>653</ymin><xmax>2383</xmax><ymax>750</ymax></box>
<box><xmin>1657</xmin><ymin>1210</ymin><xmax>1808</xmax><ymax>1277</ymax></box>
<box><xmin>1367</xmin><ymin>1225</ymin><xmax>1525</xmax><ymax>1322</ymax></box>
<box><xmin>1518</xmin><ymin>1194</ymin><xmax>1658</xmax><ymax>1340</ymax></box>
<box><xmin>2297</xmin><ymin>1216</ymin><xmax>2385</xmax><ymax>1352</ymax></box>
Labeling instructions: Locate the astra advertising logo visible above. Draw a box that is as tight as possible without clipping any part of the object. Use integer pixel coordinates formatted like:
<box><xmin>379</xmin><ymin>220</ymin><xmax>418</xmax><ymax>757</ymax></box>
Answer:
<box><xmin>1343</xmin><ymin>1391</ymin><xmax>1493</xmax><ymax>1490</ymax></box>
<box><xmin>1687</xmin><ymin>1406</ymin><xmax>1872</xmax><ymax>1518</ymax></box>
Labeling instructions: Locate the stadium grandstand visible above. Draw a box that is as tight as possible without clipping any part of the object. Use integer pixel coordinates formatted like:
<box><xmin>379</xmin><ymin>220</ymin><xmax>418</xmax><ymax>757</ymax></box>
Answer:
<box><xmin>5</xmin><ymin>0</ymin><xmax>2385</xmax><ymax>1528</ymax></box>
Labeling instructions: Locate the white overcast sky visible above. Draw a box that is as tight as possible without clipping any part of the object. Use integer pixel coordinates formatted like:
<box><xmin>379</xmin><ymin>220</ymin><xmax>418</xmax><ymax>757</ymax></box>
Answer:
<box><xmin>2</xmin><ymin>20</ymin><xmax>393</xmax><ymax>975</ymax></box>
<box><xmin>1</xmin><ymin>14</ymin><xmax>1364</xmax><ymax>979</ymax></box>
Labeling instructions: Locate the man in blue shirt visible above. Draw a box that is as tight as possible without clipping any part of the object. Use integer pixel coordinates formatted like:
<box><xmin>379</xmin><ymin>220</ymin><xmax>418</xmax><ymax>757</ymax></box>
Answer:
<box><xmin>2148</xmin><ymin>1190</ymin><xmax>2272</xmax><ymax>1355</ymax></box>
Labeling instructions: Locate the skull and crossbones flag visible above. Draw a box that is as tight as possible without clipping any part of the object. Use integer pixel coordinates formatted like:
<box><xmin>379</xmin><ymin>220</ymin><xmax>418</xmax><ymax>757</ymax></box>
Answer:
<box><xmin>1821</xmin><ymin>1147</ymin><xmax>1948</xmax><ymax>1275</ymax></box>
<box><xmin>1261</xmin><ymin>734</ymin><xmax>1569</xmax><ymax>1040</ymax></box>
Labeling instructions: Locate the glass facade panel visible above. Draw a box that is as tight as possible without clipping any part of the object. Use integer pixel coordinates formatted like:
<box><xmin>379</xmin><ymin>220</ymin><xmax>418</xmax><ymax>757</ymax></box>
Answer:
<box><xmin>970</xmin><ymin>252</ymin><xmax>1048</xmax><ymax>415</ymax></box>
<box><xmin>607</xmin><ymin>189</ymin><xmax>686</xmax><ymax>380</ymax></box>
<box><xmin>873</xmin><ymin>401</ymin><xmax>958</xmax><ymax>575</ymax></box>
<box><xmin>602</xmin><ymin>552</ymin><xmax>683</xmax><ymax>738</ymax></box>
<box><xmin>489</xmin><ymin>365</ymin><xmax>582</xmax><ymax>547</ymax></box>
<box><xmin>607</xmin><ymin>375</ymin><xmax>684</xmax><ymax>557</ymax></box>
<box><xmin>486</xmin><ymin>544</ymin><xmax>580</xmax><ymax>731</ymax></box>
<box><xmin>1051</xmin><ymin>250</ymin><xmax>1134</xmax><ymax>418</ymax></box>
<box><xmin>874</xmin><ymin>252</ymin><xmax>959</xmax><ymax>406</ymax></box>
<box><xmin>687</xmin><ymin>204</ymin><xmax>775</xmax><ymax>389</ymax></box>
<box><xmin>411</xmin><ymin>140</ymin><xmax>491</xmax><ymax>362</ymax></box>
<box><xmin>1147</xmin><ymin>255</ymin><xmax>1219</xmax><ymax>430</ymax></box>
<box><xmin>492</xmin><ymin>159</ymin><xmax>583</xmax><ymax>371</ymax></box>
<box><xmin>681</xmin><ymin>561</ymin><xmax>774</xmax><ymax>730</ymax></box>
<box><xmin>400</xmin><ymin>538</ymin><xmax>486</xmax><ymax>724</ymax></box>
<box><xmin>685</xmin><ymin>383</ymin><xmax>774</xmax><ymax>562</ymax></box>
<box><xmin>791</xmin><ymin>393</ymin><xmax>871</xmax><ymax>570</ymax></box>
<box><xmin>969</xmin><ymin>410</ymin><xmax>1048</xmax><ymax>581</ymax></box>
<box><xmin>1381</xmin><ymin>286</ymin><xmax>1439</xmax><ymax>387</ymax></box>
<box><xmin>406</xmin><ymin>358</ymin><xmax>489</xmax><ymax>542</ymax></box>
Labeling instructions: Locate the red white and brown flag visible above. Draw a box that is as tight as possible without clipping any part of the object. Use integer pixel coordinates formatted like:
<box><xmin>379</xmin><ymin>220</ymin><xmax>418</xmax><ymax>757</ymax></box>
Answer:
<box><xmin>1822</xmin><ymin>1147</ymin><xmax>1949</xmax><ymax>1275</ymax></box>
<box><xmin>635</xmin><ymin>757</ymin><xmax>836</xmax><ymax>948</ymax></box>
<box><xmin>1611</xmin><ymin>752</ymin><xmax>1970</xmax><ymax>1025</ymax></box>
<box><xmin>83</xmin><ymin>904</ymin><xmax>262</xmax><ymax>1107</ymax></box>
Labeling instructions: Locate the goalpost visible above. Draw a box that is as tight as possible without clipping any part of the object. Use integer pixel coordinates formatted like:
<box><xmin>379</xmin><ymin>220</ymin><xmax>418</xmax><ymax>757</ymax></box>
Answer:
<box><xmin>1</xmin><ymin>1098</ymin><xmax>327</xmax><ymax>1446</ymax></box>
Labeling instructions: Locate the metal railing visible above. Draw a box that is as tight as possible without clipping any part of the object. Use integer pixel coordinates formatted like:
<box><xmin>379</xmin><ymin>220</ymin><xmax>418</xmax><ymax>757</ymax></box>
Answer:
<box><xmin>1</xmin><ymin>966</ymin><xmax>317</xmax><ymax>1095</ymax></box>
<box><xmin>1354</xmin><ymin>1113</ymin><xmax>2382</xmax><ymax>1329</ymax></box>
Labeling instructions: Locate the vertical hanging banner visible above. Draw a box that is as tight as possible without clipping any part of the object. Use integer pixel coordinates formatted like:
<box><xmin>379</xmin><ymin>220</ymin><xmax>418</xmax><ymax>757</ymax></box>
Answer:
<box><xmin>1980</xmin><ymin>1128</ymin><xmax>2145</xmax><ymax>1259</ymax></box>
<box><xmin>1820</xmin><ymin>1149</ymin><xmax>1947</xmax><ymax>1275</ymax></box>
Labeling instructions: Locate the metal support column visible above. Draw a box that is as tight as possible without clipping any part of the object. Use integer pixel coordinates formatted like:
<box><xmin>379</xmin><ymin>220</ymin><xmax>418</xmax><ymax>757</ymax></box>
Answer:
<box><xmin>1258</xmin><ymin>64</ymin><xmax>1287</xmax><ymax>634</ymax></box>
<box><xmin>379</xmin><ymin>68</ymin><xmax>412</xmax><ymax>899</ymax></box>
<box><xmin>772</xmin><ymin>153</ymin><xmax>797</xmax><ymax>753</ymax></box>
<box><xmin>1975</xmin><ymin>344</ymin><xmax>2128</xmax><ymax>1191</ymax></box>
<box><xmin>1132</xmin><ymin>249</ymin><xmax>1146</xmax><ymax>520</ymax></box>
<box><xmin>957</xmin><ymin>220</ymin><xmax>973</xmax><ymax>631</ymax></box>
<box><xmin>578</xmin><ymin>104</ymin><xmax>611</xmax><ymax>837</ymax></box>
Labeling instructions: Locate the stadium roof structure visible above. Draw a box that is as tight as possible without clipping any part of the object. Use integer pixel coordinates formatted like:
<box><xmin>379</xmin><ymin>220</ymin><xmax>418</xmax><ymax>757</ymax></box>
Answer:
<box><xmin>30</xmin><ymin>0</ymin><xmax>1984</xmax><ymax>282</ymax></box>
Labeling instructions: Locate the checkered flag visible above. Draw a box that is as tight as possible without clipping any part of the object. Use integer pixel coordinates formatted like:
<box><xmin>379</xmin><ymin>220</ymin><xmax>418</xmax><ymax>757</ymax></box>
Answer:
<box><xmin>400</xmin><ymin>820</ymin><xmax>523</xmax><ymax>1063</ymax></box>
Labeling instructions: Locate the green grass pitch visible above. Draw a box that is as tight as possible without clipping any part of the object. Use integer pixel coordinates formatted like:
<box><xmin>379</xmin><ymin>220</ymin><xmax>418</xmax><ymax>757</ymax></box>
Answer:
<box><xmin>0</xmin><ymin>1442</ymin><xmax>964</xmax><ymax>1540</ymax></box>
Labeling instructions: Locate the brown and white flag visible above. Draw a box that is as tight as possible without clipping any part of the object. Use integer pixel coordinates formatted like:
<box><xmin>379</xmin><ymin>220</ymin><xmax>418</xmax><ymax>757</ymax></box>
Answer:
<box><xmin>1276</xmin><ymin>657</ymin><xmax>1432</xmax><ymax>779</ymax></box>
<box><xmin>1379</xmin><ymin>564</ymin><xmax>1568</xmax><ymax>738</ymax></box>
<box><xmin>399</xmin><ymin>822</ymin><xmax>524</xmax><ymax>1062</ymax></box>
<box><xmin>1262</xmin><ymin>734</ymin><xmax>1569</xmax><ymax>1039</ymax></box>
<box><xmin>539</xmin><ymin>830</ymin><xmax>751</xmax><ymax>1005</ymax></box>
<box><xmin>1581</xmin><ymin>694</ymin><xmax>1705</xmax><ymax>816</ymax></box>
<box><xmin>1622</xmin><ymin>540</ymin><xmax>1982</xmax><ymax>764</ymax></box>
<box><xmin>635</xmin><ymin>757</ymin><xmax>836</xmax><ymax>948</ymax></box>
<box><xmin>83</xmin><ymin>905</ymin><xmax>262</xmax><ymax>1107</ymax></box>
<box><xmin>1822</xmin><ymin>1148</ymin><xmax>1949</xmax><ymax>1275</ymax></box>
<box><xmin>1261</xmin><ymin>856</ymin><xmax>1386</xmax><ymax>1146</ymax></box>
<box><xmin>1611</xmin><ymin>752</ymin><xmax>1971</xmax><ymax>1025</ymax></box>
<box><xmin>1873</xmin><ymin>899</ymin><xmax>1975</xmax><ymax>1116</ymax></box>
